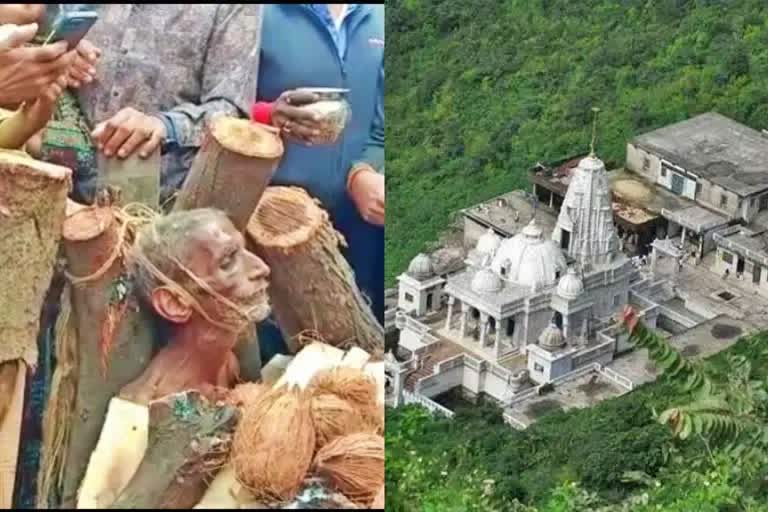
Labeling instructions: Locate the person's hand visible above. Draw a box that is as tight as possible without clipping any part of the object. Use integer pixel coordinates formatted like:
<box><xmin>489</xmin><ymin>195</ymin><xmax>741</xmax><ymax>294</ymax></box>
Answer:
<box><xmin>348</xmin><ymin>166</ymin><xmax>384</xmax><ymax>226</ymax></box>
<box><xmin>271</xmin><ymin>89</ymin><xmax>323</xmax><ymax>144</ymax></box>
<box><xmin>66</xmin><ymin>39</ymin><xmax>101</xmax><ymax>88</ymax></box>
<box><xmin>0</xmin><ymin>5</ymin><xmax>45</xmax><ymax>27</ymax></box>
<box><xmin>0</xmin><ymin>39</ymin><xmax>74</xmax><ymax>105</ymax></box>
<box><xmin>22</xmin><ymin>73</ymin><xmax>67</xmax><ymax>129</ymax></box>
<box><xmin>0</xmin><ymin>22</ymin><xmax>37</xmax><ymax>52</ymax></box>
<box><xmin>91</xmin><ymin>107</ymin><xmax>167</xmax><ymax>159</ymax></box>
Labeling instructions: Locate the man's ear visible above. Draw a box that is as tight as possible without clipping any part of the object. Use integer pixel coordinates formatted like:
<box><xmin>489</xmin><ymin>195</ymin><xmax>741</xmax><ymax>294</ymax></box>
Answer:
<box><xmin>151</xmin><ymin>287</ymin><xmax>193</xmax><ymax>323</ymax></box>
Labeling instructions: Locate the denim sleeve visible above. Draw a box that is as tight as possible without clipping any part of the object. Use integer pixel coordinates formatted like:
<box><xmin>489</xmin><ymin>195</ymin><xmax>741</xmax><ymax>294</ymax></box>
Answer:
<box><xmin>351</xmin><ymin>64</ymin><xmax>384</xmax><ymax>175</ymax></box>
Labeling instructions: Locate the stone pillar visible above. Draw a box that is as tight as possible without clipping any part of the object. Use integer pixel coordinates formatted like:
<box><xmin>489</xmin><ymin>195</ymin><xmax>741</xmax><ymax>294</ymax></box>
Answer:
<box><xmin>549</xmin><ymin>191</ymin><xmax>554</xmax><ymax>209</ymax></box>
<box><xmin>479</xmin><ymin>313</ymin><xmax>489</xmax><ymax>347</ymax></box>
<box><xmin>680</xmin><ymin>227</ymin><xmax>687</xmax><ymax>248</ymax></box>
<box><xmin>650</xmin><ymin>245</ymin><xmax>658</xmax><ymax>275</ymax></box>
<box><xmin>494</xmin><ymin>318</ymin><xmax>503</xmax><ymax>359</ymax></box>
<box><xmin>445</xmin><ymin>295</ymin><xmax>455</xmax><ymax>330</ymax></box>
<box><xmin>460</xmin><ymin>301</ymin><xmax>469</xmax><ymax>339</ymax></box>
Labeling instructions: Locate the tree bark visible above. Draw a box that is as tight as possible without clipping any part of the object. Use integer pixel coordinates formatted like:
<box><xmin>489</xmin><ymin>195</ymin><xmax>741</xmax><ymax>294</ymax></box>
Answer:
<box><xmin>0</xmin><ymin>360</ymin><xmax>25</xmax><ymax>509</ymax></box>
<box><xmin>0</xmin><ymin>151</ymin><xmax>69</xmax><ymax>508</ymax></box>
<box><xmin>59</xmin><ymin>203</ymin><xmax>156</xmax><ymax>508</ymax></box>
<box><xmin>96</xmin><ymin>148</ymin><xmax>161</xmax><ymax>209</ymax></box>
<box><xmin>247</xmin><ymin>187</ymin><xmax>383</xmax><ymax>355</ymax></box>
<box><xmin>110</xmin><ymin>391</ymin><xmax>238</xmax><ymax>510</ymax></box>
<box><xmin>0</xmin><ymin>150</ymin><xmax>71</xmax><ymax>367</ymax></box>
<box><xmin>173</xmin><ymin>117</ymin><xmax>283</xmax><ymax>232</ymax></box>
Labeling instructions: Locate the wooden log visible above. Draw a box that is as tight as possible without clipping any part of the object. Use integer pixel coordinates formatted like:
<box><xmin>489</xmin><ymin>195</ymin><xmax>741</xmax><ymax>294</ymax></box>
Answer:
<box><xmin>76</xmin><ymin>397</ymin><xmax>149</xmax><ymax>509</ymax></box>
<box><xmin>247</xmin><ymin>187</ymin><xmax>384</xmax><ymax>355</ymax></box>
<box><xmin>173</xmin><ymin>117</ymin><xmax>283</xmax><ymax>232</ymax></box>
<box><xmin>0</xmin><ymin>150</ymin><xmax>71</xmax><ymax>367</ymax></box>
<box><xmin>192</xmin><ymin>464</ymin><xmax>240</xmax><ymax>509</ymax></box>
<box><xmin>97</xmin><ymin>148</ymin><xmax>161</xmax><ymax>209</ymax></box>
<box><xmin>0</xmin><ymin>361</ymin><xmax>25</xmax><ymax>509</ymax></box>
<box><xmin>260</xmin><ymin>354</ymin><xmax>294</xmax><ymax>386</ymax></box>
<box><xmin>371</xmin><ymin>485</ymin><xmax>385</xmax><ymax>509</ymax></box>
<box><xmin>110</xmin><ymin>391</ymin><xmax>238</xmax><ymax>510</ymax></box>
<box><xmin>59</xmin><ymin>204</ymin><xmax>156</xmax><ymax>508</ymax></box>
<box><xmin>0</xmin><ymin>151</ymin><xmax>69</xmax><ymax>508</ymax></box>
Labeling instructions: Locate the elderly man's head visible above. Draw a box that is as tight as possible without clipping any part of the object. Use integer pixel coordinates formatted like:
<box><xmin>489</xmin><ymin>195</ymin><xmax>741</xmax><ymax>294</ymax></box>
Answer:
<box><xmin>130</xmin><ymin>208</ymin><xmax>271</xmax><ymax>329</ymax></box>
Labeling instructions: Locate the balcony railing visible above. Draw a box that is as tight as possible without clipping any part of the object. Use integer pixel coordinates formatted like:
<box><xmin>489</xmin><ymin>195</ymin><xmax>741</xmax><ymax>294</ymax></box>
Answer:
<box><xmin>401</xmin><ymin>390</ymin><xmax>454</xmax><ymax>418</ymax></box>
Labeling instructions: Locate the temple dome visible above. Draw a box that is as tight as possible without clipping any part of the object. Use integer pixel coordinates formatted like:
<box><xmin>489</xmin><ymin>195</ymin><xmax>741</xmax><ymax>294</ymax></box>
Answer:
<box><xmin>471</xmin><ymin>267</ymin><xmax>504</xmax><ymax>294</ymax></box>
<box><xmin>538</xmin><ymin>323</ymin><xmax>565</xmax><ymax>349</ymax></box>
<box><xmin>407</xmin><ymin>253</ymin><xmax>434</xmax><ymax>279</ymax></box>
<box><xmin>476</xmin><ymin>228</ymin><xmax>501</xmax><ymax>256</ymax></box>
<box><xmin>557</xmin><ymin>267</ymin><xmax>584</xmax><ymax>300</ymax></box>
<box><xmin>491</xmin><ymin>219</ymin><xmax>566</xmax><ymax>289</ymax></box>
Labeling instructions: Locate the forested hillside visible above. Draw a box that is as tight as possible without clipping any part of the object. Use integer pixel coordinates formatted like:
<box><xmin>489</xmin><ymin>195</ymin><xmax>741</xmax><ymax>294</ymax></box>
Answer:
<box><xmin>386</xmin><ymin>0</ymin><xmax>768</xmax><ymax>284</ymax></box>
<box><xmin>386</xmin><ymin>329</ymin><xmax>768</xmax><ymax>511</ymax></box>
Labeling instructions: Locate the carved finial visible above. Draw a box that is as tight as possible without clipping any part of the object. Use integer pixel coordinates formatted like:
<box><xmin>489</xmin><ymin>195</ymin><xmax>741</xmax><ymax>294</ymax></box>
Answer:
<box><xmin>589</xmin><ymin>107</ymin><xmax>601</xmax><ymax>156</ymax></box>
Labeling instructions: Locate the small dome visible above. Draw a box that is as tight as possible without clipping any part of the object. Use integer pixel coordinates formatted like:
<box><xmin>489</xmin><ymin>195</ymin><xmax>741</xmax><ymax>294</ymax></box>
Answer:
<box><xmin>471</xmin><ymin>267</ymin><xmax>504</xmax><ymax>294</ymax></box>
<box><xmin>557</xmin><ymin>267</ymin><xmax>584</xmax><ymax>299</ymax></box>
<box><xmin>491</xmin><ymin>219</ymin><xmax>566</xmax><ymax>288</ymax></box>
<box><xmin>539</xmin><ymin>323</ymin><xmax>565</xmax><ymax>349</ymax></box>
<box><xmin>476</xmin><ymin>228</ymin><xmax>502</xmax><ymax>256</ymax></box>
<box><xmin>407</xmin><ymin>253</ymin><xmax>434</xmax><ymax>279</ymax></box>
<box><xmin>521</xmin><ymin>220</ymin><xmax>543</xmax><ymax>238</ymax></box>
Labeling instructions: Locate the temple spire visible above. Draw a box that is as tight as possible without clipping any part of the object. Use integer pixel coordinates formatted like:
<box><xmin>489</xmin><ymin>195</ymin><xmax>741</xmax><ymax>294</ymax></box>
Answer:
<box><xmin>589</xmin><ymin>107</ymin><xmax>600</xmax><ymax>156</ymax></box>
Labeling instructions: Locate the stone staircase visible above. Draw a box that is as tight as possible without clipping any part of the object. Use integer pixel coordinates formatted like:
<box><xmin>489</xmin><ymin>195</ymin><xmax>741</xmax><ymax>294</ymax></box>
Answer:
<box><xmin>497</xmin><ymin>350</ymin><xmax>525</xmax><ymax>370</ymax></box>
<box><xmin>404</xmin><ymin>355</ymin><xmax>438</xmax><ymax>391</ymax></box>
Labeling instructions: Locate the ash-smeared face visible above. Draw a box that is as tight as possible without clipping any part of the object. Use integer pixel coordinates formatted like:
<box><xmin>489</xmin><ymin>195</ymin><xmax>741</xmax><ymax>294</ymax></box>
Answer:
<box><xmin>182</xmin><ymin>216</ymin><xmax>271</xmax><ymax>324</ymax></box>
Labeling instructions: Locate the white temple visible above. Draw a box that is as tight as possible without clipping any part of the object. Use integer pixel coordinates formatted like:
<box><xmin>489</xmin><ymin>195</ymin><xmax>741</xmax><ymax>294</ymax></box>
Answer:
<box><xmin>386</xmin><ymin>116</ymin><xmax>764</xmax><ymax>428</ymax></box>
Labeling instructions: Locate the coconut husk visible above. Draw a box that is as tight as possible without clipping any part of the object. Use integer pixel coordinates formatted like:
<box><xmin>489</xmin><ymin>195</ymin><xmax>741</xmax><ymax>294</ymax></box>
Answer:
<box><xmin>371</xmin><ymin>485</ymin><xmax>385</xmax><ymax>509</ymax></box>
<box><xmin>312</xmin><ymin>433</ymin><xmax>384</xmax><ymax>507</ymax></box>
<box><xmin>308</xmin><ymin>367</ymin><xmax>383</xmax><ymax>437</ymax></box>
<box><xmin>311</xmin><ymin>393</ymin><xmax>379</xmax><ymax>451</ymax></box>
<box><xmin>231</xmin><ymin>386</ymin><xmax>315</xmax><ymax>504</ymax></box>
<box><xmin>308</xmin><ymin>367</ymin><xmax>378</xmax><ymax>408</ymax></box>
<box><xmin>227</xmin><ymin>381</ymin><xmax>269</xmax><ymax>410</ymax></box>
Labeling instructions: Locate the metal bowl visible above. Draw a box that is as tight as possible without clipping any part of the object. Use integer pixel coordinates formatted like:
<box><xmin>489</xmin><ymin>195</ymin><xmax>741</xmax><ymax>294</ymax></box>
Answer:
<box><xmin>295</xmin><ymin>87</ymin><xmax>350</xmax><ymax>102</ymax></box>
<box><xmin>293</xmin><ymin>88</ymin><xmax>352</xmax><ymax>144</ymax></box>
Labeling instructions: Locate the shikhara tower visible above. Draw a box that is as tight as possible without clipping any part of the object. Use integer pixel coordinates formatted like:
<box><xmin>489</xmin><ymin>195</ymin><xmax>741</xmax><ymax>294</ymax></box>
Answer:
<box><xmin>552</xmin><ymin>153</ymin><xmax>620</xmax><ymax>267</ymax></box>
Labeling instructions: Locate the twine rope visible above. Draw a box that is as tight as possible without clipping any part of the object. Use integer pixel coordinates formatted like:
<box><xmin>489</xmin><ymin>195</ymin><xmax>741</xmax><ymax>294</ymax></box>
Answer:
<box><xmin>64</xmin><ymin>203</ymin><xmax>260</xmax><ymax>333</ymax></box>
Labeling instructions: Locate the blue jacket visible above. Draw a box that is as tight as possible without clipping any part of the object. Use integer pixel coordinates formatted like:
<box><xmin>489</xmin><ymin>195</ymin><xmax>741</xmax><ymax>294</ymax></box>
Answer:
<box><xmin>254</xmin><ymin>5</ymin><xmax>385</xmax><ymax>363</ymax></box>
<box><xmin>257</xmin><ymin>4</ymin><xmax>385</xmax><ymax>217</ymax></box>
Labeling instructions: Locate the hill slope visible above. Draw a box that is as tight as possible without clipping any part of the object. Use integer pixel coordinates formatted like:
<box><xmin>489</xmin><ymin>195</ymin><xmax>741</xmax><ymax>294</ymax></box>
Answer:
<box><xmin>386</xmin><ymin>0</ymin><xmax>768</xmax><ymax>284</ymax></box>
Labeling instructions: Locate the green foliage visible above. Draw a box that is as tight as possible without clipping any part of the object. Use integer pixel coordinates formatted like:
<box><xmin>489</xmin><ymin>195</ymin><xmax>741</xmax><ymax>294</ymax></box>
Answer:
<box><xmin>625</xmin><ymin>320</ymin><xmax>711</xmax><ymax>395</ymax></box>
<box><xmin>386</xmin><ymin>387</ymin><xmax>673</xmax><ymax>509</ymax></box>
<box><xmin>387</xmin><ymin>0</ymin><xmax>768</xmax><ymax>285</ymax></box>
<box><xmin>386</xmin><ymin>334</ymin><xmax>768</xmax><ymax>510</ymax></box>
<box><xmin>625</xmin><ymin>320</ymin><xmax>768</xmax><ymax>455</ymax></box>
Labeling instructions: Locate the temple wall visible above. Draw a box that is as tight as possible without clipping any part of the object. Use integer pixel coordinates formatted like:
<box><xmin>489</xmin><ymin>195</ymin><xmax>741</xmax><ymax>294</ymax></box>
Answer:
<box><xmin>463</xmin><ymin>216</ymin><xmax>489</xmax><ymax>249</ymax></box>
<box><xmin>625</xmin><ymin>143</ymin><xmax>661</xmax><ymax>183</ymax></box>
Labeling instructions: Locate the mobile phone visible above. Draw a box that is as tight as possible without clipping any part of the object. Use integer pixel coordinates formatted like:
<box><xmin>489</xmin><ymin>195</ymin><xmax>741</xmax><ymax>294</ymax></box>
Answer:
<box><xmin>45</xmin><ymin>11</ymin><xmax>99</xmax><ymax>49</ymax></box>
